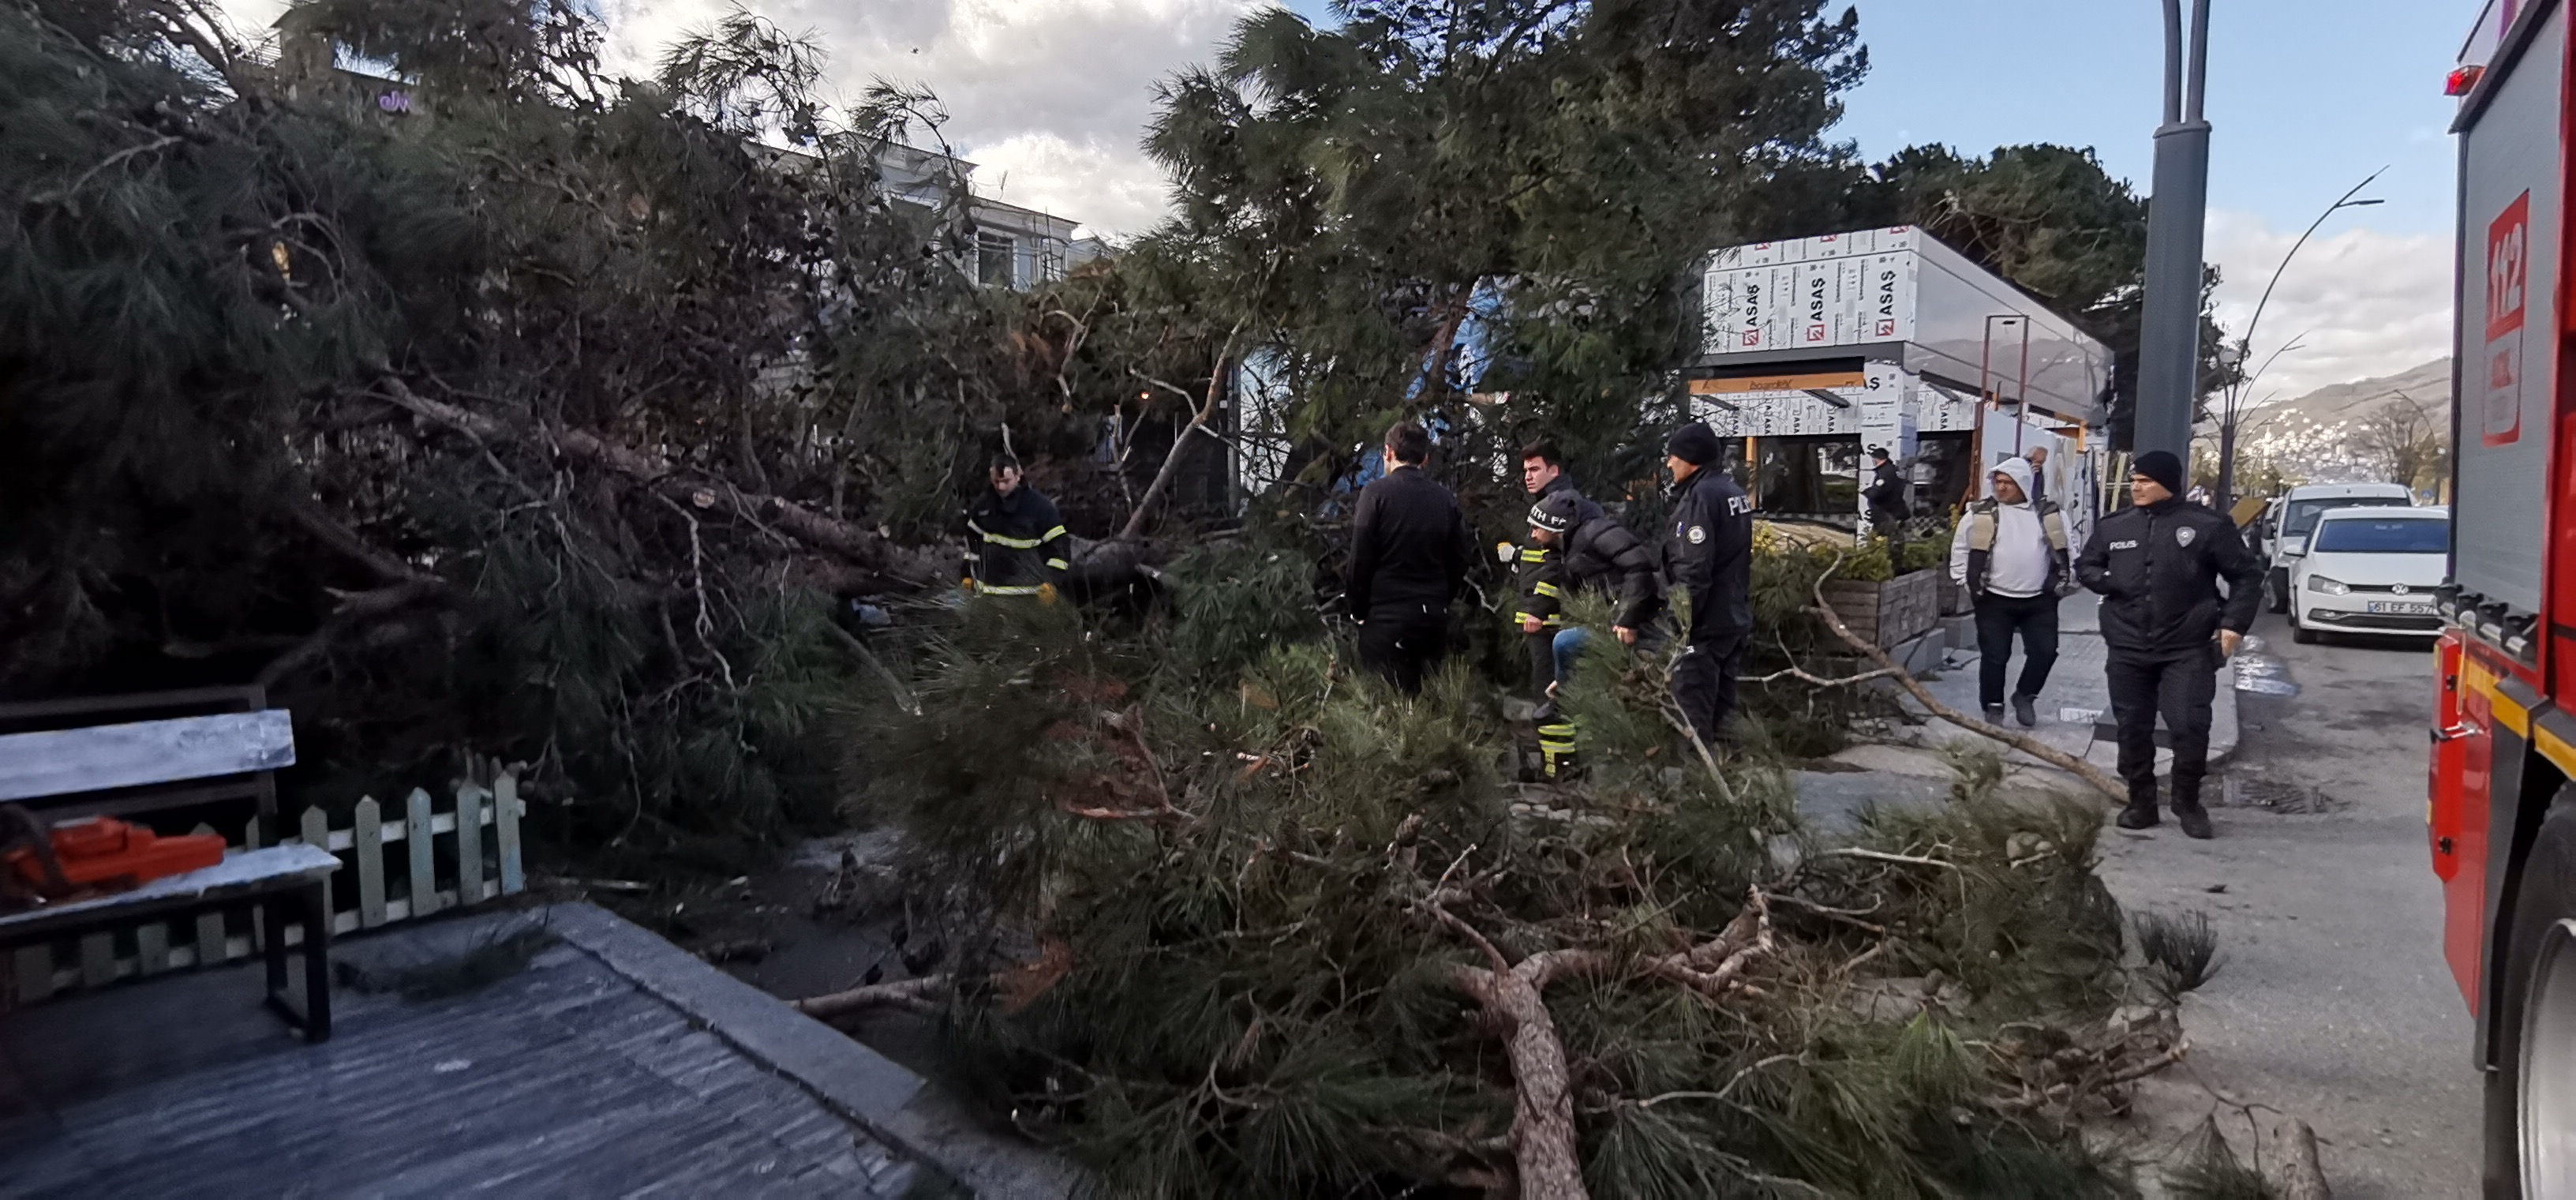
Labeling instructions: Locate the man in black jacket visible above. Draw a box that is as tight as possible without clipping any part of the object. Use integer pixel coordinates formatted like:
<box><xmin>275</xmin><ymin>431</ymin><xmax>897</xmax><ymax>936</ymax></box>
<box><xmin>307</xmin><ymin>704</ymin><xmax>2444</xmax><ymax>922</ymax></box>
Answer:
<box><xmin>2075</xmin><ymin>449</ymin><xmax>2263</xmax><ymax>839</ymax></box>
<box><xmin>1348</xmin><ymin>420</ymin><xmax>1473</xmax><ymax>694</ymax></box>
<box><xmin>1863</xmin><ymin>447</ymin><xmax>1908</xmax><ymax>545</ymax></box>
<box><xmin>967</xmin><ymin>455</ymin><xmax>1071</xmax><ymax>601</ymax></box>
<box><xmin>1661</xmin><ymin>422</ymin><xmax>1754</xmax><ymax>745</ymax></box>
<box><xmin>1513</xmin><ymin>440</ymin><xmax>1605</xmax><ymax>693</ymax></box>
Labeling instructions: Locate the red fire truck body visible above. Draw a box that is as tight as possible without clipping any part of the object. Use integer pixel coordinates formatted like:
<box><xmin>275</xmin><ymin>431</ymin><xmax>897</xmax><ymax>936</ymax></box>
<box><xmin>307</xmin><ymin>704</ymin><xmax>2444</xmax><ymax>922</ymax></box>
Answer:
<box><xmin>2437</xmin><ymin>1</ymin><xmax>2576</xmax><ymax>1191</ymax></box>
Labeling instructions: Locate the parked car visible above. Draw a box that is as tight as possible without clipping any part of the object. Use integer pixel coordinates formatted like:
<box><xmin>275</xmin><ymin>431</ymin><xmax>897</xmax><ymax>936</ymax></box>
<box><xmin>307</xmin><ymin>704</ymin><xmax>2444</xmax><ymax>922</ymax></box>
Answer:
<box><xmin>2287</xmin><ymin>505</ymin><xmax>2450</xmax><ymax>643</ymax></box>
<box><xmin>2257</xmin><ymin>482</ymin><xmax>2416</xmax><ymax>613</ymax></box>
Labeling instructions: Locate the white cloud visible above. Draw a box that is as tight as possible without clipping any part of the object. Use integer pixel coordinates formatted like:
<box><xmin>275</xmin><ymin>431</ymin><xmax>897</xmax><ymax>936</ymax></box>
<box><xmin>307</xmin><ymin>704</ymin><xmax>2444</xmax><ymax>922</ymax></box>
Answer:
<box><xmin>597</xmin><ymin>0</ymin><xmax>1260</xmax><ymax>238</ymax></box>
<box><xmin>217</xmin><ymin>0</ymin><xmax>1256</xmax><ymax>238</ymax></box>
<box><xmin>2204</xmin><ymin>208</ymin><xmax>2452</xmax><ymax>401</ymax></box>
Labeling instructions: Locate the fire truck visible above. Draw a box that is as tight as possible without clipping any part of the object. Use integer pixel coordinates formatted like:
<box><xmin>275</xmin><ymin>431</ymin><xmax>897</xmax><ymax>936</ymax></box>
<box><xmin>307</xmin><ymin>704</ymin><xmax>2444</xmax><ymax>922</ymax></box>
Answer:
<box><xmin>2436</xmin><ymin>1</ymin><xmax>2576</xmax><ymax>1192</ymax></box>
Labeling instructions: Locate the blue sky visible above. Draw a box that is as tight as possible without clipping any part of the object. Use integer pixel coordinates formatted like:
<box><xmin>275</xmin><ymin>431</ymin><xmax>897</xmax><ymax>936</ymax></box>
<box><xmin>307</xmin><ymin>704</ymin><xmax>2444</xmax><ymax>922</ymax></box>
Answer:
<box><xmin>1831</xmin><ymin>0</ymin><xmax>2469</xmax><ymax>396</ymax></box>
<box><xmin>1271</xmin><ymin>0</ymin><xmax>2467</xmax><ymax>238</ymax></box>
<box><xmin>1838</xmin><ymin>0</ymin><xmax>2468</xmax><ymax>240</ymax></box>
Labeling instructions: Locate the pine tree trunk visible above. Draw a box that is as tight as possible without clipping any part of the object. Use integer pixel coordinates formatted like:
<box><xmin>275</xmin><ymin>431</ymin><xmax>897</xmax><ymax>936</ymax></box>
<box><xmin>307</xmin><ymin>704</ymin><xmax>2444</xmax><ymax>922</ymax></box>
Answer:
<box><xmin>1453</xmin><ymin>964</ymin><xmax>1590</xmax><ymax>1200</ymax></box>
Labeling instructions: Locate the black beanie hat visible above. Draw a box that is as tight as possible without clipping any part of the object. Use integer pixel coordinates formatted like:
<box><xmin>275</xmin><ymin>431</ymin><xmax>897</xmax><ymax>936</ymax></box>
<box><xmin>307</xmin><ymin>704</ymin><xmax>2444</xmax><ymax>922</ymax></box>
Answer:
<box><xmin>1666</xmin><ymin>422</ymin><xmax>1722</xmax><ymax>466</ymax></box>
<box><xmin>1529</xmin><ymin>489</ymin><xmax>1581</xmax><ymax>534</ymax></box>
<box><xmin>2132</xmin><ymin>449</ymin><xmax>2185</xmax><ymax>496</ymax></box>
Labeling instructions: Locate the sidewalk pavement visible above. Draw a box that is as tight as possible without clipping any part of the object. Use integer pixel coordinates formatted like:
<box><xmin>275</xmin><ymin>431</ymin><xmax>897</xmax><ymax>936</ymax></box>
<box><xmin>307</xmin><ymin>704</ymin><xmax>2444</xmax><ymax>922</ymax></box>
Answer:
<box><xmin>1866</xmin><ymin>591</ymin><xmax>2240</xmax><ymax>782</ymax></box>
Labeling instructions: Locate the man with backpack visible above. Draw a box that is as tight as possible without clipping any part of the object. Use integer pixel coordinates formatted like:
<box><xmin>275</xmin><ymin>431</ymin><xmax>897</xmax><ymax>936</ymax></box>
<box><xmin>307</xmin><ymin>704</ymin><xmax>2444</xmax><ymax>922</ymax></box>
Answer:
<box><xmin>1948</xmin><ymin>456</ymin><xmax>2072</xmax><ymax>728</ymax></box>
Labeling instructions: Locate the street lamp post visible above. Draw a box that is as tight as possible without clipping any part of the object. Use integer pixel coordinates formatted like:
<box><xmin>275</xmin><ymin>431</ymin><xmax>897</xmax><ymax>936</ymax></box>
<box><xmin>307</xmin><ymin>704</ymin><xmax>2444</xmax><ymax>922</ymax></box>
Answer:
<box><xmin>2211</xmin><ymin>172</ymin><xmax>2386</xmax><ymax>516</ymax></box>
<box><xmin>1974</xmin><ymin>315</ymin><xmax>2031</xmax><ymax>504</ymax></box>
<box><xmin>2136</xmin><ymin>0</ymin><xmax>2215</xmax><ymax>463</ymax></box>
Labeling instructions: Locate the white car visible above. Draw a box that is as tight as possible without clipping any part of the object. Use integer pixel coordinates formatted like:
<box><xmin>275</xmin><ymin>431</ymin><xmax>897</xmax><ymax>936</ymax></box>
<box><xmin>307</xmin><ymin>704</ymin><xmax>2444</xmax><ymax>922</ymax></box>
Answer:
<box><xmin>2287</xmin><ymin>505</ymin><xmax>2451</xmax><ymax>643</ymax></box>
<box><xmin>2260</xmin><ymin>481</ymin><xmax>2416</xmax><ymax>613</ymax></box>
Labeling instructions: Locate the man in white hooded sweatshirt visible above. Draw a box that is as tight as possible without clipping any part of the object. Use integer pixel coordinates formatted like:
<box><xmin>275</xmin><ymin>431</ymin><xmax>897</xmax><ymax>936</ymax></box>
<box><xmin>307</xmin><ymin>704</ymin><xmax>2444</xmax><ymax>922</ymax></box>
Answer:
<box><xmin>1949</xmin><ymin>456</ymin><xmax>2074</xmax><ymax>727</ymax></box>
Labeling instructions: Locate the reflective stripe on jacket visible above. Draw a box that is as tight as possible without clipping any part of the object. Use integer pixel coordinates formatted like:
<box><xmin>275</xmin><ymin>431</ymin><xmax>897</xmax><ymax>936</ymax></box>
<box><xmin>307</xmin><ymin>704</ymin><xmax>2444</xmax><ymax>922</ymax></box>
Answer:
<box><xmin>968</xmin><ymin>486</ymin><xmax>1070</xmax><ymax>594</ymax></box>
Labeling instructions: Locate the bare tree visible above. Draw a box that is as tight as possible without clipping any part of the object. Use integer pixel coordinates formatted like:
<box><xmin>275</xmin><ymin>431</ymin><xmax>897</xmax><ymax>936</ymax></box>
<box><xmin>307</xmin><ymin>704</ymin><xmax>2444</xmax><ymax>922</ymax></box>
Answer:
<box><xmin>2353</xmin><ymin>392</ymin><xmax>2447</xmax><ymax>490</ymax></box>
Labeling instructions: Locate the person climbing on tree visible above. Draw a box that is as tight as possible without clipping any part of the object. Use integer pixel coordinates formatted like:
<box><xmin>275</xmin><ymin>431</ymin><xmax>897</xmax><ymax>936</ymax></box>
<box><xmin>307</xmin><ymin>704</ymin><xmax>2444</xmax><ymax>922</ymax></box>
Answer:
<box><xmin>965</xmin><ymin>454</ymin><xmax>1070</xmax><ymax>602</ymax></box>
<box><xmin>1521</xmin><ymin>488</ymin><xmax>1664</xmax><ymax>778</ymax></box>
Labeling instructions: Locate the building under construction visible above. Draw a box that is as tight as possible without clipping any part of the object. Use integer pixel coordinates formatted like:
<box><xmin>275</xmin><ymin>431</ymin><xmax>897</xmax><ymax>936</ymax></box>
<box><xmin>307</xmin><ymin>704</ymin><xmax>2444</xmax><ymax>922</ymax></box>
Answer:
<box><xmin>1691</xmin><ymin>227</ymin><xmax>2114</xmax><ymax>542</ymax></box>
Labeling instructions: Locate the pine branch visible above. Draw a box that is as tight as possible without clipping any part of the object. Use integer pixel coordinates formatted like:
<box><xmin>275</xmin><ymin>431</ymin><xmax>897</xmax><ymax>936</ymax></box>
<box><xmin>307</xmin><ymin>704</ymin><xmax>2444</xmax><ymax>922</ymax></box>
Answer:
<box><xmin>1117</xmin><ymin>315</ymin><xmax>1251</xmax><ymax>542</ymax></box>
<box><xmin>370</xmin><ymin>376</ymin><xmax>942</xmax><ymax>584</ymax></box>
<box><xmin>285</xmin><ymin>497</ymin><xmax>436</xmax><ymax>587</ymax></box>
<box><xmin>1801</xmin><ymin>552</ymin><xmax>2125</xmax><ymax>800</ymax></box>
<box><xmin>1432</xmin><ymin>888</ymin><xmax>1777</xmax><ymax>1199</ymax></box>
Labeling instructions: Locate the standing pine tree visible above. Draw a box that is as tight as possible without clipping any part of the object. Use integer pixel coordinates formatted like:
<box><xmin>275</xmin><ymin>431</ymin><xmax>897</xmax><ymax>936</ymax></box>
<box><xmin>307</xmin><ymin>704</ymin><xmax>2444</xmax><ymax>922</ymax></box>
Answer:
<box><xmin>1140</xmin><ymin>0</ymin><xmax>1867</xmax><ymax>500</ymax></box>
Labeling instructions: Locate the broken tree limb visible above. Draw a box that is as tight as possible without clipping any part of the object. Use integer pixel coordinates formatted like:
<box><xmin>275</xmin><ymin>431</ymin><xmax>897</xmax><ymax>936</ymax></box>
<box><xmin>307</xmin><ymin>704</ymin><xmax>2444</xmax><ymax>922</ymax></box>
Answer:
<box><xmin>1446</xmin><ymin>958</ymin><xmax>1590</xmax><ymax>1200</ymax></box>
<box><xmin>792</xmin><ymin>974</ymin><xmax>952</xmax><ymax>1018</ymax></box>
<box><xmin>2278</xmin><ymin>1117</ymin><xmax>2331</xmax><ymax>1200</ymax></box>
<box><xmin>1431</xmin><ymin>888</ymin><xmax>1777</xmax><ymax>1199</ymax></box>
<box><xmin>1802</xmin><ymin>560</ymin><xmax>2125</xmax><ymax>801</ymax></box>
<box><xmin>1117</xmin><ymin>315</ymin><xmax>1250</xmax><ymax>542</ymax></box>
<box><xmin>373</xmin><ymin>378</ymin><xmax>945</xmax><ymax>585</ymax></box>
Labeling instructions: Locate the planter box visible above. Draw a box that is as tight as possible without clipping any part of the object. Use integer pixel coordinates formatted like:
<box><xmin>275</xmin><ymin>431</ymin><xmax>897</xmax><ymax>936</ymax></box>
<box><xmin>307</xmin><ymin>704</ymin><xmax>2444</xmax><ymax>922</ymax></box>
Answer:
<box><xmin>1938</xmin><ymin>579</ymin><xmax>1971</xmax><ymax>616</ymax></box>
<box><xmin>1823</xmin><ymin>569</ymin><xmax>1941</xmax><ymax>650</ymax></box>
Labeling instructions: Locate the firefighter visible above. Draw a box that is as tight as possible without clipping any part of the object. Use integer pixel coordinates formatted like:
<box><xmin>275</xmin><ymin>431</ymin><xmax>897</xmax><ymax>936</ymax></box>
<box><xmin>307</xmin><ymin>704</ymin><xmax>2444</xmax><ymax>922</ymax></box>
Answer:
<box><xmin>1513</xmin><ymin>440</ymin><xmax>1604</xmax><ymax>695</ymax></box>
<box><xmin>1523</xmin><ymin>488</ymin><xmax>1664</xmax><ymax>778</ymax></box>
<box><xmin>965</xmin><ymin>454</ymin><xmax>1070</xmax><ymax>602</ymax></box>
<box><xmin>1348</xmin><ymin>420</ymin><xmax>1473</xmax><ymax>694</ymax></box>
<box><xmin>1661</xmin><ymin>422</ymin><xmax>1754</xmax><ymax>747</ymax></box>
<box><xmin>2074</xmin><ymin>449</ymin><xmax>2262</xmax><ymax>839</ymax></box>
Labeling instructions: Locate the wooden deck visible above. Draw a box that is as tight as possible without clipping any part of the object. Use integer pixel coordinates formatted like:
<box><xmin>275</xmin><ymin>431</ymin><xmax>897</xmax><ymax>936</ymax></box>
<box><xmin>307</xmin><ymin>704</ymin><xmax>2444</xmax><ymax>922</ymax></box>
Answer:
<box><xmin>0</xmin><ymin>906</ymin><xmax>954</xmax><ymax>1198</ymax></box>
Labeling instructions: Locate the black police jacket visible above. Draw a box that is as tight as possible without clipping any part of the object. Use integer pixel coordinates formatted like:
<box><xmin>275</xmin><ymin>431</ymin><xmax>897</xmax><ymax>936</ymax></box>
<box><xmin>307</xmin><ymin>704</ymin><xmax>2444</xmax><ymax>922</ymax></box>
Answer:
<box><xmin>2075</xmin><ymin>497</ymin><xmax>2263</xmax><ymax>657</ymax></box>
<box><xmin>1863</xmin><ymin>463</ymin><xmax>1907</xmax><ymax>518</ymax></box>
<box><xmin>968</xmin><ymin>486</ymin><xmax>1070</xmax><ymax>594</ymax></box>
<box><xmin>1661</xmin><ymin>467</ymin><xmax>1754</xmax><ymax>644</ymax></box>
<box><xmin>1347</xmin><ymin>465</ymin><xmax>1472</xmax><ymax>617</ymax></box>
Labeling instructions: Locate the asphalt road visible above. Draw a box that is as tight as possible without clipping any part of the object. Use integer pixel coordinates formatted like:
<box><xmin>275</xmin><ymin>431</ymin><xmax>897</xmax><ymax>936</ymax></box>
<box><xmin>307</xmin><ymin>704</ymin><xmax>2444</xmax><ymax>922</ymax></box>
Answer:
<box><xmin>2102</xmin><ymin>608</ymin><xmax>2482</xmax><ymax>1196</ymax></box>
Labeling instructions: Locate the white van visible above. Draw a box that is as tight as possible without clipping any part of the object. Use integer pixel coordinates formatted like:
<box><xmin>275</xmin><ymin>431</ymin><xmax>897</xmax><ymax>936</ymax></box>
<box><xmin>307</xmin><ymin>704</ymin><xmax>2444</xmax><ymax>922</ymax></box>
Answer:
<box><xmin>2258</xmin><ymin>482</ymin><xmax>2416</xmax><ymax>613</ymax></box>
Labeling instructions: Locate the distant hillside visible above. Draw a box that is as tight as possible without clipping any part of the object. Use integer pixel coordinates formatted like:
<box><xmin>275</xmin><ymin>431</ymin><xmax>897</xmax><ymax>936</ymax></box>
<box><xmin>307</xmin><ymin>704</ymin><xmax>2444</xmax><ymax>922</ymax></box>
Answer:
<box><xmin>2229</xmin><ymin>358</ymin><xmax>2449</xmax><ymax>487</ymax></box>
<box><xmin>2248</xmin><ymin>358</ymin><xmax>2448</xmax><ymax>429</ymax></box>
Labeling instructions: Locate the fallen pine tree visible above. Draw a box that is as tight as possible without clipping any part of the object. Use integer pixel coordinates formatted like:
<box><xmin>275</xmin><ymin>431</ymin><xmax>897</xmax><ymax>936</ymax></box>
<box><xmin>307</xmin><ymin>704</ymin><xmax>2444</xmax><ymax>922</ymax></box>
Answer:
<box><xmin>836</xmin><ymin>557</ymin><xmax>2190</xmax><ymax>1198</ymax></box>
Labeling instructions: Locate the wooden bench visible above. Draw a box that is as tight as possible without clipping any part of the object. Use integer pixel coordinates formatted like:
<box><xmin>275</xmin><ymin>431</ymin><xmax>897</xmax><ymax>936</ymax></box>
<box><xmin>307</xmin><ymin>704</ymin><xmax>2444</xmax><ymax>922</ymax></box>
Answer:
<box><xmin>0</xmin><ymin>688</ymin><xmax>337</xmax><ymax>1041</ymax></box>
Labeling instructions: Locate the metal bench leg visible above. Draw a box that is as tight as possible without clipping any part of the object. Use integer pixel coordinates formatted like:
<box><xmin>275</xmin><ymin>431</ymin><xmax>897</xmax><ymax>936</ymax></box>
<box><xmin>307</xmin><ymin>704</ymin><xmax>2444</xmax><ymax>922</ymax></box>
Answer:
<box><xmin>261</xmin><ymin>899</ymin><xmax>289</xmax><ymax>1001</ymax></box>
<box><xmin>301</xmin><ymin>880</ymin><xmax>331</xmax><ymax>1043</ymax></box>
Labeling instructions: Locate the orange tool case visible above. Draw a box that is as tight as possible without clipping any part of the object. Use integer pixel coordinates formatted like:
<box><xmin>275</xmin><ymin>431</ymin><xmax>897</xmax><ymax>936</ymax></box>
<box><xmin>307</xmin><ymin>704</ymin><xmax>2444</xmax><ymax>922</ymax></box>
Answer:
<box><xmin>8</xmin><ymin>817</ymin><xmax>226</xmax><ymax>891</ymax></box>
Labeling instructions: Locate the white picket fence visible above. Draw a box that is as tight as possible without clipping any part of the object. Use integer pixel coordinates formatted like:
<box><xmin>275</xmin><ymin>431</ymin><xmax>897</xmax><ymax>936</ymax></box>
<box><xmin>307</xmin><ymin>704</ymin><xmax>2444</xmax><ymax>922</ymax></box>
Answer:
<box><xmin>7</xmin><ymin>774</ymin><xmax>527</xmax><ymax>1003</ymax></box>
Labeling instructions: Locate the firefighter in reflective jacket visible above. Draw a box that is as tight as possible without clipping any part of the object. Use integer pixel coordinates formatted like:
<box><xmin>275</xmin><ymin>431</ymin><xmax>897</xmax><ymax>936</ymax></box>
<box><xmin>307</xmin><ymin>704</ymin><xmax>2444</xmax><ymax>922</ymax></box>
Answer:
<box><xmin>1522</xmin><ymin>489</ymin><xmax>1665</xmax><ymax>778</ymax></box>
<box><xmin>965</xmin><ymin>456</ymin><xmax>1069</xmax><ymax>602</ymax></box>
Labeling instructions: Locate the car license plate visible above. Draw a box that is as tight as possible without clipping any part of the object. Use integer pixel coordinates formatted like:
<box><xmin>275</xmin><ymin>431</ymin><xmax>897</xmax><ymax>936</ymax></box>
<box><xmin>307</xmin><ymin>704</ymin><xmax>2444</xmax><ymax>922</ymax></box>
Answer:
<box><xmin>2365</xmin><ymin>601</ymin><xmax>2436</xmax><ymax>616</ymax></box>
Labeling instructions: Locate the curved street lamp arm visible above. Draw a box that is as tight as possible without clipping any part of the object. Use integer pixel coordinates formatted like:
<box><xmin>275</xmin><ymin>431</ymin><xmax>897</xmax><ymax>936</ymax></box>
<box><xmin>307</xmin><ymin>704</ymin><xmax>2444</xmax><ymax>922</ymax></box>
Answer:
<box><xmin>2241</xmin><ymin>166</ymin><xmax>2388</xmax><ymax>362</ymax></box>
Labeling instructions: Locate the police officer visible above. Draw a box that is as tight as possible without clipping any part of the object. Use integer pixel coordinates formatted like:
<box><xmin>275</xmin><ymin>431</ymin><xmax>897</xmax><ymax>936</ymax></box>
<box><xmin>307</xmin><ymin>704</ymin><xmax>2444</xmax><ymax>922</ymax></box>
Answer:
<box><xmin>1863</xmin><ymin>446</ymin><xmax>1908</xmax><ymax>545</ymax></box>
<box><xmin>2074</xmin><ymin>449</ymin><xmax>2262</xmax><ymax>839</ymax></box>
<box><xmin>966</xmin><ymin>454</ymin><xmax>1071</xmax><ymax>602</ymax></box>
<box><xmin>1661</xmin><ymin>422</ymin><xmax>1754</xmax><ymax>746</ymax></box>
<box><xmin>1348</xmin><ymin>420</ymin><xmax>1473</xmax><ymax>693</ymax></box>
<box><xmin>1513</xmin><ymin>440</ymin><xmax>1604</xmax><ymax>695</ymax></box>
